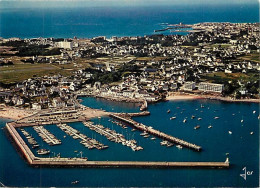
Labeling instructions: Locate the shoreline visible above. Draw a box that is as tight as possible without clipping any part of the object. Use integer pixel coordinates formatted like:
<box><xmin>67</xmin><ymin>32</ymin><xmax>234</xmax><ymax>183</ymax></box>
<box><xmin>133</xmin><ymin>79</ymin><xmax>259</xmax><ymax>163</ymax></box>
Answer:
<box><xmin>0</xmin><ymin>105</ymin><xmax>110</xmax><ymax>121</ymax></box>
<box><xmin>0</xmin><ymin>106</ymin><xmax>34</xmax><ymax>120</ymax></box>
<box><xmin>166</xmin><ymin>93</ymin><xmax>260</xmax><ymax>103</ymax></box>
<box><xmin>0</xmin><ymin>94</ymin><xmax>259</xmax><ymax>121</ymax></box>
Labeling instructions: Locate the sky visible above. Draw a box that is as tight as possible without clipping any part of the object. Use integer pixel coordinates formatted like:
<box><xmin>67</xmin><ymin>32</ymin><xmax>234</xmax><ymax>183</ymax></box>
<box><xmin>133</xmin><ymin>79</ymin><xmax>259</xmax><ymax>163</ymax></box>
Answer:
<box><xmin>0</xmin><ymin>0</ymin><xmax>258</xmax><ymax>8</ymax></box>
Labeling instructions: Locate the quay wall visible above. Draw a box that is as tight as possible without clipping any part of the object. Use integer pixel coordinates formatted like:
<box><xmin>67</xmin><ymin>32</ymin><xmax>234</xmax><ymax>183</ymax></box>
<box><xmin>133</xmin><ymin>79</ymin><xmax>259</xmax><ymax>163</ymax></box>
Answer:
<box><xmin>14</xmin><ymin>118</ymin><xmax>84</xmax><ymax>128</ymax></box>
<box><xmin>31</xmin><ymin>160</ymin><xmax>229</xmax><ymax>168</ymax></box>
<box><xmin>110</xmin><ymin>114</ymin><xmax>202</xmax><ymax>151</ymax></box>
<box><xmin>5</xmin><ymin>121</ymin><xmax>228</xmax><ymax>169</ymax></box>
<box><xmin>6</xmin><ymin>123</ymin><xmax>35</xmax><ymax>163</ymax></box>
<box><xmin>127</xmin><ymin>111</ymin><xmax>150</xmax><ymax>117</ymax></box>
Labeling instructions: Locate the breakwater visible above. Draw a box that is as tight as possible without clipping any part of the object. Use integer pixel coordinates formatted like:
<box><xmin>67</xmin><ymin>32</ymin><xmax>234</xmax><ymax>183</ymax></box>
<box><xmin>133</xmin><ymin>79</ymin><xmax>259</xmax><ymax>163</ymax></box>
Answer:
<box><xmin>5</xmin><ymin>121</ymin><xmax>228</xmax><ymax>168</ymax></box>
<box><xmin>110</xmin><ymin>113</ymin><xmax>202</xmax><ymax>151</ymax></box>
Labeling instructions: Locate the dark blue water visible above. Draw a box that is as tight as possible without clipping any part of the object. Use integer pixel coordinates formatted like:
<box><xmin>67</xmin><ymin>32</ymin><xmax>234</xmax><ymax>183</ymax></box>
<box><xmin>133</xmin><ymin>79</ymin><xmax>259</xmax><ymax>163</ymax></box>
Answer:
<box><xmin>0</xmin><ymin>98</ymin><xmax>259</xmax><ymax>187</ymax></box>
<box><xmin>0</xmin><ymin>4</ymin><xmax>259</xmax><ymax>39</ymax></box>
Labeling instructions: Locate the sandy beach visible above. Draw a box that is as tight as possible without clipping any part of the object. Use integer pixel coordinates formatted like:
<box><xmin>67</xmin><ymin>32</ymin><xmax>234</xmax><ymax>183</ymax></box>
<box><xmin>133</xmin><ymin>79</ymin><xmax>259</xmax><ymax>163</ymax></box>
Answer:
<box><xmin>166</xmin><ymin>92</ymin><xmax>260</xmax><ymax>103</ymax></box>
<box><xmin>0</xmin><ymin>106</ymin><xmax>34</xmax><ymax>120</ymax></box>
<box><xmin>166</xmin><ymin>93</ymin><xmax>204</xmax><ymax>100</ymax></box>
<box><xmin>0</xmin><ymin>104</ymin><xmax>110</xmax><ymax>121</ymax></box>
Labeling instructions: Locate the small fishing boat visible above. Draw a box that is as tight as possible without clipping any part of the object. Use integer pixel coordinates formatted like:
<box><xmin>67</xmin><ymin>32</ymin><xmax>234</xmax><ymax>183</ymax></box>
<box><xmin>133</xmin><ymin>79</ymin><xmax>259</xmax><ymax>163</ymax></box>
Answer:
<box><xmin>228</xmin><ymin>131</ymin><xmax>232</xmax><ymax>135</ymax></box>
<box><xmin>208</xmin><ymin>125</ymin><xmax>213</xmax><ymax>128</ymax></box>
<box><xmin>191</xmin><ymin>115</ymin><xmax>195</xmax><ymax>119</ymax></box>
<box><xmin>197</xmin><ymin>118</ymin><xmax>202</xmax><ymax>121</ymax></box>
<box><xmin>140</xmin><ymin>132</ymin><xmax>147</xmax><ymax>136</ymax></box>
<box><xmin>167</xmin><ymin>143</ymin><xmax>174</xmax><ymax>147</ymax></box>
<box><xmin>183</xmin><ymin>119</ymin><xmax>187</xmax><ymax>123</ymax></box>
<box><xmin>170</xmin><ymin>116</ymin><xmax>176</xmax><ymax>120</ymax></box>
<box><xmin>167</xmin><ymin>109</ymin><xmax>171</xmax><ymax>113</ymax></box>
<box><xmin>37</xmin><ymin>149</ymin><xmax>50</xmax><ymax>155</ymax></box>
<box><xmin>250</xmin><ymin>132</ymin><xmax>254</xmax><ymax>135</ymax></box>
<box><xmin>71</xmin><ymin>180</ymin><xmax>79</xmax><ymax>184</ymax></box>
<box><xmin>160</xmin><ymin>141</ymin><xmax>168</xmax><ymax>146</ymax></box>
<box><xmin>176</xmin><ymin>145</ymin><xmax>183</xmax><ymax>149</ymax></box>
<box><xmin>194</xmin><ymin>125</ymin><xmax>200</xmax><ymax>130</ymax></box>
<box><xmin>214</xmin><ymin>117</ymin><xmax>219</xmax><ymax>119</ymax></box>
<box><xmin>32</xmin><ymin>144</ymin><xmax>39</xmax><ymax>149</ymax></box>
<box><xmin>253</xmin><ymin>111</ymin><xmax>256</xmax><ymax>114</ymax></box>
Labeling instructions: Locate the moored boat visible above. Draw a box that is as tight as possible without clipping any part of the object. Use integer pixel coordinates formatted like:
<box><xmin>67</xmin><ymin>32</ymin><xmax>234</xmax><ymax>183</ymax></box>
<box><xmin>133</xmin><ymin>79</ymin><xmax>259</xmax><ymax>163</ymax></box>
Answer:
<box><xmin>160</xmin><ymin>140</ymin><xmax>168</xmax><ymax>146</ymax></box>
<box><xmin>167</xmin><ymin>142</ymin><xmax>174</xmax><ymax>147</ymax></box>
<box><xmin>71</xmin><ymin>180</ymin><xmax>79</xmax><ymax>184</ymax></box>
<box><xmin>32</xmin><ymin>144</ymin><xmax>39</xmax><ymax>149</ymax></box>
<box><xmin>37</xmin><ymin>149</ymin><xmax>50</xmax><ymax>155</ymax></box>
<box><xmin>194</xmin><ymin>125</ymin><xmax>200</xmax><ymax>130</ymax></box>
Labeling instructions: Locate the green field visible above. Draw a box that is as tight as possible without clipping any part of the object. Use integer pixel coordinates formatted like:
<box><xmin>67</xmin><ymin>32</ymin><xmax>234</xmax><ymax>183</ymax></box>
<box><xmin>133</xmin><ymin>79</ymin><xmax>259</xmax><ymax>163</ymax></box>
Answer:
<box><xmin>135</xmin><ymin>57</ymin><xmax>169</xmax><ymax>61</ymax></box>
<box><xmin>210</xmin><ymin>44</ymin><xmax>231</xmax><ymax>48</ymax></box>
<box><xmin>202</xmin><ymin>72</ymin><xmax>258</xmax><ymax>83</ymax></box>
<box><xmin>238</xmin><ymin>52</ymin><xmax>260</xmax><ymax>63</ymax></box>
<box><xmin>0</xmin><ymin>63</ymin><xmax>72</xmax><ymax>84</ymax></box>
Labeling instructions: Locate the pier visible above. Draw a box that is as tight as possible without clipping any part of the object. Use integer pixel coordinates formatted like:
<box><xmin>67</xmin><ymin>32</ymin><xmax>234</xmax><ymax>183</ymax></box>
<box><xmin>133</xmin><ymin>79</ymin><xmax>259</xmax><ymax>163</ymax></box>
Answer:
<box><xmin>33</xmin><ymin>126</ymin><xmax>61</xmax><ymax>146</ymax></box>
<box><xmin>57</xmin><ymin>123</ymin><xmax>108</xmax><ymax>150</ymax></box>
<box><xmin>20</xmin><ymin>128</ymin><xmax>39</xmax><ymax>148</ymax></box>
<box><xmin>5</xmin><ymin>122</ymin><xmax>228</xmax><ymax>168</ymax></box>
<box><xmin>83</xmin><ymin>121</ymin><xmax>143</xmax><ymax>151</ymax></box>
<box><xmin>127</xmin><ymin>111</ymin><xmax>150</xmax><ymax>117</ymax></box>
<box><xmin>31</xmin><ymin>158</ymin><xmax>229</xmax><ymax>168</ymax></box>
<box><xmin>110</xmin><ymin>113</ymin><xmax>202</xmax><ymax>151</ymax></box>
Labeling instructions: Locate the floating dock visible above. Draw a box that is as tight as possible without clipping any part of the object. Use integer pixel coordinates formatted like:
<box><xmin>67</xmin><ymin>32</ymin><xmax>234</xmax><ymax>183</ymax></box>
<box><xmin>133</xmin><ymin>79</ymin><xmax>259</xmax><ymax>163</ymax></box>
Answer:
<box><xmin>83</xmin><ymin>121</ymin><xmax>143</xmax><ymax>151</ymax></box>
<box><xmin>110</xmin><ymin>113</ymin><xmax>202</xmax><ymax>151</ymax></box>
<box><xmin>33</xmin><ymin>126</ymin><xmax>61</xmax><ymax>146</ymax></box>
<box><xmin>5</xmin><ymin>121</ymin><xmax>228</xmax><ymax>168</ymax></box>
<box><xmin>57</xmin><ymin>123</ymin><xmax>108</xmax><ymax>150</ymax></box>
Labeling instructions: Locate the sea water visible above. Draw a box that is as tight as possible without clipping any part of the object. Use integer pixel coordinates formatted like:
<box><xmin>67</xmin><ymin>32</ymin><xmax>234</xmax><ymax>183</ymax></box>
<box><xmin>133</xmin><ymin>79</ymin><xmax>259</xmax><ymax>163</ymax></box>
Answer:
<box><xmin>0</xmin><ymin>4</ymin><xmax>259</xmax><ymax>39</ymax></box>
<box><xmin>0</xmin><ymin>3</ymin><xmax>259</xmax><ymax>187</ymax></box>
<box><xmin>0</xmin><ymin>98</ymin><xmax>259</xmax><ymax>187</ymax></box>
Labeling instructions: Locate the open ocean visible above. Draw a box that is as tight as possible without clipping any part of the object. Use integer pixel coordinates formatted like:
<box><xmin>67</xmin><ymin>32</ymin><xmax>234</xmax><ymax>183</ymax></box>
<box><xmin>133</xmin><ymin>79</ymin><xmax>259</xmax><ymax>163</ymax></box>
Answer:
<box><xmin>0</xmin><ymin>98</ymin><xmax>259</xmax><ymax>187</ymax></box>
<box><xmin>0</xmin><ymin>4</ymin><xmax>259</xmax><ymax>39</ymax></box>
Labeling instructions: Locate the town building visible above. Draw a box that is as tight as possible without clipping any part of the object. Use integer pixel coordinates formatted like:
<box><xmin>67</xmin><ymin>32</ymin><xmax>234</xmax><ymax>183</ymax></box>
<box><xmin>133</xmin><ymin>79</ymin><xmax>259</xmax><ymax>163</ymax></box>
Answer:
<box><xmin>198</xmin><ymin>82</ymin><xmax>224</xmax><ymax>93</ymax></box>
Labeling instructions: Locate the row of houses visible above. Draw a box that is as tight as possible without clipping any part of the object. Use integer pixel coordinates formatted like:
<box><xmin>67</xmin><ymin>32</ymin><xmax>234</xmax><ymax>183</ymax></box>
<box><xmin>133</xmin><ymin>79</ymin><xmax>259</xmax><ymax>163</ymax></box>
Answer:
<box><xmin>181</xmin><ymin>82</ymin><xmax>224</xmax><ymax>93</ymax></box>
